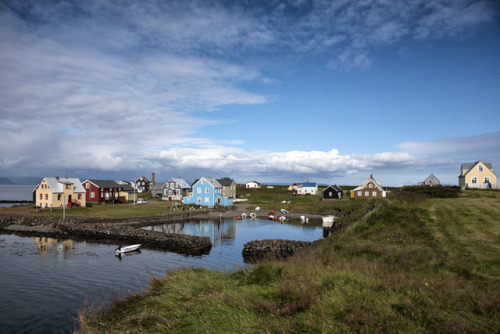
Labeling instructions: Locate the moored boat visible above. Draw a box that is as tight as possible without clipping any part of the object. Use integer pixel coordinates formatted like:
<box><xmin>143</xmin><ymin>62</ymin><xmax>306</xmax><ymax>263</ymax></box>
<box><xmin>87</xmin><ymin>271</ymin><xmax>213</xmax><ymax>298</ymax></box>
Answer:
<box><xmin>115</xmin><ymin>244</ymin><xmax>141</xmax><ymax>254</ymax></box>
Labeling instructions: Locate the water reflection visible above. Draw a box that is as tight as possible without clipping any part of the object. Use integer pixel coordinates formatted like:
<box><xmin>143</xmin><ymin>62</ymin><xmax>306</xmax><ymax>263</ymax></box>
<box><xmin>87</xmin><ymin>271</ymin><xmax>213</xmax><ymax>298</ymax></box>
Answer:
<box><xmin>35</xmin><ymin>236</ymin><xmax>74</xmax><ymax>256</ymax></box>
<box><xmin>145</xmin><ymin>219</ymin><xmax>237</xmax><ymax>245</ymax></box>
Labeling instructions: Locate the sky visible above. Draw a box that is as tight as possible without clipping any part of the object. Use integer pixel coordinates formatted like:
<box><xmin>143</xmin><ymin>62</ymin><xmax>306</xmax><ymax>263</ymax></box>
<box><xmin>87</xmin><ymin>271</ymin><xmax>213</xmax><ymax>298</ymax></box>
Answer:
<box><xmin>1</xmin><ymin>0</ymin><xmax>499</xmax><ymax>186</ymax></box>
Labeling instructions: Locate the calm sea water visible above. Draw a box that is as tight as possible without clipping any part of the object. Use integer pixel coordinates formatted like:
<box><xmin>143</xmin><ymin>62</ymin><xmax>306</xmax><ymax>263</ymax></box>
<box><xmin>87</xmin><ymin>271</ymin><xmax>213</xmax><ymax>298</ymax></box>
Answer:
<box><xmin>0</xmin><ymin>218</ymin><xmax>322</xmax><ymax>334</ymax></box>
<box><xmin>0</xmin><ymin>185</ymin><xmax>35</xmax><ymax>207</ymax></box>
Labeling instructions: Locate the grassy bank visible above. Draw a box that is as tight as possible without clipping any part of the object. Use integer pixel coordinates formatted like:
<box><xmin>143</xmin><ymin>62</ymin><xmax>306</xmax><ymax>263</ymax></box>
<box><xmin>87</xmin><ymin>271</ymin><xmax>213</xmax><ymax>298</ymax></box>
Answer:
<box><xmin>78</xmin><ymin>189</ymin><xmax>500</xmax><ymax>333</ymax></box>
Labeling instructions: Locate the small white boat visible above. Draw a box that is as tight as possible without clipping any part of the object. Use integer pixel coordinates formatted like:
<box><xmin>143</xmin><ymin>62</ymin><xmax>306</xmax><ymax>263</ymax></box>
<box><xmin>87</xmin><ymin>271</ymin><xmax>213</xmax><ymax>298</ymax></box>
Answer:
<box><xmin>115</xmin><ymin>244</ymin><xmax>141</xmax><ymax>254</ymax></box>
<box><xmin>280</xmin><ymin>209</ymin><xmax>289</xmax><ymax>214</ymax></box>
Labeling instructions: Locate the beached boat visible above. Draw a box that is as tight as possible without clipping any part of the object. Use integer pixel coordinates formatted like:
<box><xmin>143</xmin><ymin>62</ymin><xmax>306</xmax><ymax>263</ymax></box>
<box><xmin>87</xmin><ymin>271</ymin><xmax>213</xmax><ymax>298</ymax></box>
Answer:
<box><xmin>115</xmin><ymin>244</ymin><xmax>141</xmax><ymax>254</ymax></box>
<box><xmin>322</xmin><ymin>215</ymin><xmax>335</xmax><ymax>228</ymax></box>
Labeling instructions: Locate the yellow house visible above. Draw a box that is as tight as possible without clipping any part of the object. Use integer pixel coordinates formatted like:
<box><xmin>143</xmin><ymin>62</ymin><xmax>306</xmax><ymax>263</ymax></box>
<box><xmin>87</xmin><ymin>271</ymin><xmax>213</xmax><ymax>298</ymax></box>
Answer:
<box><xmin>36</xmin><ymin>177</ymin><xmax>86</xmax><ymax>208</ymax></box>
<box><xmin>459</xmin><ymin>161</ymin><xmax>497</xmax><ymax>189</ymax></box>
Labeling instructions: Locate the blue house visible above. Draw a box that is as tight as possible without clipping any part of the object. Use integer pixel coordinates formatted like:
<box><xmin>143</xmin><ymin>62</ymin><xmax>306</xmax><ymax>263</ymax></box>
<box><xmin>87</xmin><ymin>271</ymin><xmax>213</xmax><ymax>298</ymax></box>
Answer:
<box><xmin>183</xmin><ymin>177</ymin><xmax>233</xmax><ymax>207</ymax></box>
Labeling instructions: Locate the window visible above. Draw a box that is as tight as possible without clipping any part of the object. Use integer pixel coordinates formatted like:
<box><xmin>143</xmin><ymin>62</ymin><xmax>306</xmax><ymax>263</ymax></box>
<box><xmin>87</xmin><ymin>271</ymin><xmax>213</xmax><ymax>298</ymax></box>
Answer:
<box><xmin>91</xmin><ymin>192</ymin><xmax>95</xmax><ymax>199</ymax></box>
<box><xmin>201</xmin><ymin>179</ymin><xmax>205</xmax><ymax>185</ymax></box>
<box><xmin>205</xmin><ymin>197</ymin><xmax>209</xmax><ymax>204</ymax></box>
<box><xmin>86</xmin><ymin>183</ymin><xmax>90</xmax><ymax>189</ymax></box>
<box><xmin>485</xmin><ymin>177</ymin><xmax>490</xmax><ymax>183</ymax></box>
<box><xmin>205</xmin><ymin>187</ymin><xmax>209</xmax><ymax>194</ymax></box>
<box><xmin>45</xmin><ymin>194</ymin><xmax>48</xmax><ymax>200</ymax></box>
<box><xmin>40</xmin><ymin>194</ymin><xmax>42</xmax><ymax>199</ymax></box>
<box><xmin>78</xmin><ymin>194</ymin><xmax>81</xmax><ymax>200</ymax></box>
<box><xmin>365</xmin><ymin>191</ymin><xmax>369</xmax><ymax>196</ymax></box>
<box><xmin>369</xmin><ymin>184</ymin><xmax>373</xmax><ymax>188</ymax></box>
<box><xmin>66</xmin><ymin>184</ymin><xmax>71</xmax><ymax>189</ymax></box>
<box><xmin>357</xmin><ymin>191</ymin><xmax>362</xmax><ymax>197</ymax></box>
<box><xmin>197</xmin><ymin>187</ymin><xmax>201</xmax><ymax>194</ymax></box>
<box><xmin>58</xmin><ymin>194</ymin><xmax>61</xmax><ymax>200</ymax></box>
<box><xmin>372</xmin><ymin>191</ymin><xmax>377</xmax><ymax>197</ymax></box>
<box><xmin>479</xmin><ymin>165</ymin><xmax>483</xmax><ymax>172</ymax></box>
<box><xmin>471</xmin><ymin>177</ymin><xmax>477</xmax><ymax>184</ymax></box>
<box><xmin>197</xmin><ymin>197</ymin><xmax>201</xmax><ymax>204</ymax></box>
<box><xmin>329</xmin><ymin>192</ymin><xmax>332</xmax><ymax>197</ymax></box>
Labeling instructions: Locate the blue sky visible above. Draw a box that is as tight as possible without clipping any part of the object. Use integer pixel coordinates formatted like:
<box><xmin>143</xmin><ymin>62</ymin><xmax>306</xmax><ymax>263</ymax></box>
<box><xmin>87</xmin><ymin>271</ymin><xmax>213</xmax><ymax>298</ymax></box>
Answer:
<box><xmin>1</xmin><ymin>0</ymin><xmax>499</xmax><ymax>186</ymax></box>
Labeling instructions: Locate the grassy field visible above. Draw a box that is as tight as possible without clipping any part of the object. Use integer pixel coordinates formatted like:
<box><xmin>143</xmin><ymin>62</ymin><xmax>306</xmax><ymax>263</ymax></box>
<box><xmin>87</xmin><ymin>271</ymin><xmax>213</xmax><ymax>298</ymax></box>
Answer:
<box><xmin>78</xmin><ymin>188</ymin><xmax>500</xmax><ymax>333</ymax></box>
<box><xmin>0</xmin><ymin>201</ymin><xmax>184</xmax><ymax>218</ymax></box>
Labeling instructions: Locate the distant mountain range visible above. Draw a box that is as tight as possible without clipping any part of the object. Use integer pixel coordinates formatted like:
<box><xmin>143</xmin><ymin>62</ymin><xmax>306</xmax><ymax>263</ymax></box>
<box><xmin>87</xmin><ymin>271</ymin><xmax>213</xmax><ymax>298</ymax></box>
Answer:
<box><xmin>0</xmin><ymin>177</ymin><xmax>41</xmax><ymax>185</ymax></box>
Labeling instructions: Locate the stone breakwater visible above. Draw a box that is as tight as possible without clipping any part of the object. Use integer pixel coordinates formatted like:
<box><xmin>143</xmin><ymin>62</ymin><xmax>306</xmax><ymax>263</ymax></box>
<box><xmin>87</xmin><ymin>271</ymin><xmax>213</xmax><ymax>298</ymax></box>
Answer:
<box><xmin>0</xmin><ymin>214</ymin><xmax>212</xmax><ymax>255</ymax></box>
<box><xmin>242</xmin><ymin>239</ymin><xmax>319</xmax><ymax>263</ymax></box>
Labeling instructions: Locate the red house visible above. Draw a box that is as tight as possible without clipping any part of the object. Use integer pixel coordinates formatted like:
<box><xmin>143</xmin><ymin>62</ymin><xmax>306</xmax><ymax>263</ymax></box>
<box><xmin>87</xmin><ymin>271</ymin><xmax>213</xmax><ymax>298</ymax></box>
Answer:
<box><xmin>82</xmin><ymin>180</ymin><xmax>122</xmax><ymax>203</ymax></box>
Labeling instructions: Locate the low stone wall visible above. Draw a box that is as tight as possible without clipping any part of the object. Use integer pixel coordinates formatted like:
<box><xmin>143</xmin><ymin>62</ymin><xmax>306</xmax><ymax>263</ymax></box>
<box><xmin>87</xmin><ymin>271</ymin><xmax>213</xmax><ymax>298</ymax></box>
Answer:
<box><xmin>242</xmin><ymin>239</ymin><xmax>318</xmax><ymax>263</ymax></box>
<box><xmin>0</xmin><ymin>214</ymin><xmax>212</xmax><ymax>255</ymax></box>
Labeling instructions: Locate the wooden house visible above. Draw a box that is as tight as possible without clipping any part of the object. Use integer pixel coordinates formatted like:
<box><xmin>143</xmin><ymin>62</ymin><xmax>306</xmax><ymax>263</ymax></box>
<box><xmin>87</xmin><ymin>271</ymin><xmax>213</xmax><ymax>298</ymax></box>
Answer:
<box><xmin>82</xmin><ymin>180</ymin><xmax>121</xmax><ymax>203</ymax></box>
<box><xmin>459</xmin><ymin>161</ymin><xmax>497</xmax><ymax>189</ymax></box>
<box><xmin>297</xmin><ymin>182</ymin><xmax>318</xmax><ymax>195</ymax></box>
<box><xmin>417</xmin><ymin>174</ymin><xmax>440</xmax><ymax>187</ymax></box>
<box><xmin>245</xmin><ymin>181</ymin><xmax>261</xmax><ymax>188</ymax></box>
<box><xmin>162</xmin><ymin>177</ymin><xmax>191</xmax><ymax>201</ymax></box>
<box><xmin>323</xmin><ymin>184</ymin><xmax>343</xmax><ymax>199</ymax></box>
<box><xmin>135</xmin><ymin>176</ymin><xmax>150</xmax><ymax>193</ymax></box>
<box><xmin>183</xmin><ymin>177</ymin><xmax>233</xmax><ymax>207</ymax></box>
<box><xmin>35</xmin><ymin>177</ymin><xmax>86</xmax><ymax>209</ymax></box>
<box><xmin>350</xmin><ymin>175</ymin><xmax>388</xmax><ymax>199</ymax></box>
<box><xmin>217</xmin><ymin>177</ymin><xmax>236</xmax><ymax>199</ymax></box>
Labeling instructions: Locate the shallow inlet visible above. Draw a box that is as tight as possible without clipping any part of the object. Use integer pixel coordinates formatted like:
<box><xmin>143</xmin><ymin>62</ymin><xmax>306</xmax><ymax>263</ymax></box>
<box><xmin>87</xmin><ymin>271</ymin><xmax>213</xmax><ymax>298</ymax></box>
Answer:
<box><xmin>0</xmin><ymin>218</ymin><xmax>322</xmax><ymax>334</ymax></box>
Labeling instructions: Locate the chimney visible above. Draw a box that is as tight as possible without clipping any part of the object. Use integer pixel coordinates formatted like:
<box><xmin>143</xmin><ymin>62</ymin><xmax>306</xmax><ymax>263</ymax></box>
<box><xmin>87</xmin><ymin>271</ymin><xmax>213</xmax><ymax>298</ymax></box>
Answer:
<box><xmin>370</xmin><ymin>174</ymin><xmax>373</xmax><ymax>179</ymax></box>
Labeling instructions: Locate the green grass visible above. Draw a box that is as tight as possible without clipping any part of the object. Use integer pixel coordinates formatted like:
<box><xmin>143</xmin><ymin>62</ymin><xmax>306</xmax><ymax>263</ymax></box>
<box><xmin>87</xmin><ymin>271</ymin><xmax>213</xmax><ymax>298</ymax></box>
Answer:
<box><xmin>78</xmin><ymin>189</ymin><xmax>500</xmax><ymax>333</ymax></box>
<box><xmin>0</xmin><ymin>202</ymin><xmax>194</xmax><ymax>218</ymax></box>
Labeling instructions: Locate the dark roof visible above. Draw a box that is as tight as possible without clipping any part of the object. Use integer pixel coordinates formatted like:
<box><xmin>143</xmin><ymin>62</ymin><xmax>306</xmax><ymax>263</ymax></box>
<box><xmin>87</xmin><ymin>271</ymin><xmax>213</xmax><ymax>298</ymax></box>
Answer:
<box><xmin>217</xmin><ymin>177</ymin><xmax>235</xmax><ymax>186</ymax></box>
<box><xmin>87</xmin><ymin>180</ymin><xmax>121</xmax><ymax>188</ymax></box>
<box><xmin>461</xmin><ymin>161</ymin><xmax>493</xmax><ymax>170</ymax></box>
<box><xmin>120</xmin><ymin>184</ymin><xmax>135</xmax><ymax>192</ymax></box>
<box><xmin>324</xmin><ymin>184</ymin><xmax>343</xmax><ymax>192</ymax></box>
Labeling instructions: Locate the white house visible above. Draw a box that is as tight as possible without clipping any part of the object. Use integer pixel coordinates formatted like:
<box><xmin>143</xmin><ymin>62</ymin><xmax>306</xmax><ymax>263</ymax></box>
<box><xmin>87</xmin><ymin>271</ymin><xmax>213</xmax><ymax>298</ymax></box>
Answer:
<box><xmin>245</xmin><ymin>181</ymin><xmax>261</xmax><ymax>188</ymax></box>
<box><xmin>296</xmin><ymin>182</ymin><xmax>318</xmax><ymax>195</ymax></box>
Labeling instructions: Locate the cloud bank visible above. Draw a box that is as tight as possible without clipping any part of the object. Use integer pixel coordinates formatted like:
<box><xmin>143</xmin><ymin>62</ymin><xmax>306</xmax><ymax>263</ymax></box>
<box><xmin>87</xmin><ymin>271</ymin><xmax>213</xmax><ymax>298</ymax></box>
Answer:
<box><xmin>0</xmin><ymin>0</ymin><xmax>498</xmax><ymax>185</ymax></box>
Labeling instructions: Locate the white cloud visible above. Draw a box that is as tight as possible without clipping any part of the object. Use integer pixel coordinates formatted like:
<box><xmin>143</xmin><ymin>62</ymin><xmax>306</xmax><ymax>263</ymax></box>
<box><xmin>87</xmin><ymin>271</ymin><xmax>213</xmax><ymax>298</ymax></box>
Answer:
<box><xmin>0</xmin><ymin>0</ymin><xmax>498</xmax><ymax>185</ymax></box>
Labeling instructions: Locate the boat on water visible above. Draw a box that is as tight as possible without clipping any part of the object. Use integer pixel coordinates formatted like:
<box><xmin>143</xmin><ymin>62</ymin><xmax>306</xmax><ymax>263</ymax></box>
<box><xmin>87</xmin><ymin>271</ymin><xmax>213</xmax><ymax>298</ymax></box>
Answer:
<box><xmin>115</xmin><ymin>244</ymin><xmax>141</xmax><ymax>254</ymax></box>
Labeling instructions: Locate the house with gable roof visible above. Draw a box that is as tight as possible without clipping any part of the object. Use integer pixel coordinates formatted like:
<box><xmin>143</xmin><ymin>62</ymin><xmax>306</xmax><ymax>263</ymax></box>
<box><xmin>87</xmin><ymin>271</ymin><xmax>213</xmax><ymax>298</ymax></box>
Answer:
<box><xmin>162</xmin><ymin>177</ymin><xmax>191</xmax><ymax>201</ymax></box>
<box><xmin>323</xmin><ymin>184</ymin><xmax>343</xmax><ymax>200</ymax></box>
<box><xmin>245</xmin><ymin>181</ymin><xmax>261</xmax><ymax>188</ymax></box>
<box><xmin>350</xmin><ymin>175</ymin><xmax>388</xmax><ymax>199</ymax></box>
<box><xmin>82</xmin><ymin>180</ymin><xmax>122</xmax><ymax>203</ymax></box>
<box><xmin>297</xmin><ymin>182</ymin><xmax>318</xmax><ymax>195</ymax></box>
<box><xmin>417</xmin><ymin>174</ymin><xmax>440</xmax><ymax>187</ymax></box>
<box><xmin>459</xmin><ymin>161</ymin><xmax>497</xmax><ymax>189</ymax></box>
<box><xmin>35</xmin><ymin>176</ymin><xmax>86</xmax><ymax>209</ymax></box>
<box><xmin>217</xmin><ymin>177</ymin><xmax>236</xmax><ymax>199</ymax></box>
<box><xmin>135</xmin><ymin>176</ymin><xmax>150</xmax><ymax>193</ymax></box>
<box><xmin>183</xmin><ymin>177</ymin><xmax>233</xmax><ymax>207</ymax></box>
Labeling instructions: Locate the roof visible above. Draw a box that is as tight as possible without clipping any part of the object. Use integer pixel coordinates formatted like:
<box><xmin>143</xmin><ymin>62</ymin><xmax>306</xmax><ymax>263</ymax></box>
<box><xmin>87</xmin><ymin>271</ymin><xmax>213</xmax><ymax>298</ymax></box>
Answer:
<box><xmin>119</xmin><ymin>184</ymin><xmax>135</xmax><ymax>192</ymax></box>
<box><xmin>151</xmin><ymin>183</ymin><xmax>165</xmax><ymax>190</ymax></box>
<box><xmin>193</xmin><ymin>177</ymin><xmax>222</xmax><ymax>188</ymax></box>
<box><xmin>136</xmin><ymin>176</ymin><xmax>150</xmax><ymax>182</ymax></box>
<box><xmin>324</xmin><ymin>184</ymin><xmax>343</xmax><ymax>192</ymax></box>
<box><xmin>246</xmin><ymin>180</ymin><xmax>261</xmax><ymax>185</ymax></box>
<box><xmin>461</xmin><ymin>161</ymin><xmax>493</xmax><ymax>171</ymax></box>
<box><xmin>85</xmin><ymin>180</ymin><xmax>121</xmax><ymax>188</ymax></box>
<box><xmin>217</xmin><ymin>177</ymin><xmax>235</xmax><ymax>187</ymax></box>
<box><xmin>352</xmin><ymin>176</ymin><xmax>385</xmax><ymax>192</ymax></box>
<box><xmin>44</xmin><ymin>177</ymin><xmax>85</xmax><ymax>193</ymax></box>
<box><xmin>169</xmin><ymin>177</ymin><xmax>191</xmax><ymax>189</ymax></box>
<box><xmin>300</xmin><ymin>182</ymin><xmax>317</xmax><ymax>188</ymax></box>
